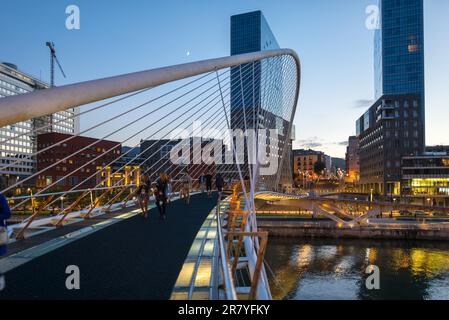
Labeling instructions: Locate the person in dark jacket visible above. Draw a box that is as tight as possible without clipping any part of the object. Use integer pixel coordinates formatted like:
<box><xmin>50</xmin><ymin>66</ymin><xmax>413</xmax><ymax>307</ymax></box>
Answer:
<box><xmin>154</xmin><ymin>173</ymin><xmax>169</xmax><ymax>220</ymax></box>
<box><xmin>215</xmin><ymin>173</ymin><xmax>225</xmax><ymax>194</ymax></box>
<box><xmin>0</xmin><ymin>177</ymin><xmax>11</xmax><ymax>256</ymax></box>
<box><xmin>204</xmin><ymin>172</ymin><xmax>213</xmax><ymax>198</ymax></box>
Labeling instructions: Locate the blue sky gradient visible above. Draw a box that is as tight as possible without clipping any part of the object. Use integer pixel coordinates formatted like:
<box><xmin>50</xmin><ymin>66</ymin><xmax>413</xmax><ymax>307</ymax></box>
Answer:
<box><xmin>1</xmin><ymin>0</ymin><xmax>448</xmax><ymax>157</ymax></box>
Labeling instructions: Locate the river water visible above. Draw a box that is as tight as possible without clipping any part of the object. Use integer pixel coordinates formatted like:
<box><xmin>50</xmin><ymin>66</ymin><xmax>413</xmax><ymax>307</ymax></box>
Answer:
<box><xmin>265</xmin><ymin>237</ymin><xmax>449</xmax><ymax>300</ymax></box>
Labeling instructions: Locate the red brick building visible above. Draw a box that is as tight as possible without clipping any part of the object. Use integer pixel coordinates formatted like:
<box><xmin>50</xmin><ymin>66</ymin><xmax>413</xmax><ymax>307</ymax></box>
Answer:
<box><xmin>36</xmin><ymin>133</ymin><xmax>121</xmax><ymax>190</ymax></box>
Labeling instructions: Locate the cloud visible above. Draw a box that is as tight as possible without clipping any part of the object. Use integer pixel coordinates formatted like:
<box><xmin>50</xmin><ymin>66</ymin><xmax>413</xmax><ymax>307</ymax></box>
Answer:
<box><xmin>303</xmin><ymin>142</ymin><xmax>323</xmax><ymax>148</ymax></box>
<box><xmin>294</xmin><ymin>137</ymin><xmax>348</xmax><ymax>150</ymax></box>
<box><xmin>353</xmin><ymin>99</ymin><xmax>374</xmax><ymax>109</ymax></box>
<box><xmin>294</xmin><ymin>137</ymin><xmax>323</xmax><ymax>149</ymax></box>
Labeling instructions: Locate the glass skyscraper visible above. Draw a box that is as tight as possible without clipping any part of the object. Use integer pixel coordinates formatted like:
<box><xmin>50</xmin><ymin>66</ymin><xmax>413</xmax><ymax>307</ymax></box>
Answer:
<box><xmin>230</xmin><ymin>11</ymin><xmax>280</xmax><ymax>129</ymax></box>
<box><xmin>357</xmin><ymin>0</ymin><xmax>426</xmax><ymax>196</ymax></box>
<box><xmin>374</xmin><ymin>0</ymin><xmax>425</xmax><ymax>100</ymax></box>
<box><xmin>229</xmin><ymin>11</ymin><xmax>294</xmax><ymax>190</ymax></box>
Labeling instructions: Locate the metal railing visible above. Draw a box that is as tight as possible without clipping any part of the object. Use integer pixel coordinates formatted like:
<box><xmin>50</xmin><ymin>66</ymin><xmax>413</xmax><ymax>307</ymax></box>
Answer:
<box><xmin>215</xmin><ymin>195</ymin><xmax>237</xmax><ymax>300</ymax></box>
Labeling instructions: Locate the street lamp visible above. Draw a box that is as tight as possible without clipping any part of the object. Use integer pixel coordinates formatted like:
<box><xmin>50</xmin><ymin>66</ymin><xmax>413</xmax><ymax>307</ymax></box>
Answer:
<box><xmin>27</xmin><ymin>188</ymin><xmax>35</xmax><ymax>215</ymax></box>
<box><xmin>60</xmin><ymin>196</ymin><xmax>65</xmax><ymax>211</ymax></box>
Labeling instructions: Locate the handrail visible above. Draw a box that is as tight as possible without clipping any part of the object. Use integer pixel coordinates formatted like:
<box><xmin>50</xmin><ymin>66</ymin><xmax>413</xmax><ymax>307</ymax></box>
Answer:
<box><xmin>7</xmin><ymin>184</ymin><xmax>136</xmax><ymax>201</ymax></box>
<box><xmin>8</xmin><ymin>178</ymin><xmax>203</xmax><ymax>202</ymax></box>
<box><xmin>215</xmin><ymin>195</ymin><xmax>237</xmax><ymax>300</ymax></box>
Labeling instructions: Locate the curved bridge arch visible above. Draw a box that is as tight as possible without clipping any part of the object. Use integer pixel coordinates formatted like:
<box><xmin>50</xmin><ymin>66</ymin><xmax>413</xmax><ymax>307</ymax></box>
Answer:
<box><xmin>0</xmin><ymin>49</ymin><xmax>301</xmax><ymax>128</ymax></box>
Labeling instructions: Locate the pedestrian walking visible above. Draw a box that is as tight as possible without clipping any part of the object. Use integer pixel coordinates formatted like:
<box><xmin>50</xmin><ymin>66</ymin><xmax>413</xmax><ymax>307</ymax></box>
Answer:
<box><xmin>199</xmin><ymin>175</ymin><xmax>205</xmax><ymax>193</ymax></box>
<box><xmin>166</xmin><ymin>175</ymin><xmax>173</xmax><ymax>203</ymax></box>
<box><xmin>155</xmin><ymin>173</ymin><xmax>169</xmax><ymax>220</ymax></box>
<box><xmin>215</xmin><ymin>173</ymin><xmax>224</xmax><ymax>196</ymax></box>
<box><xmin>135</xmin><ymin>175</ymin><xmax>150</xmax><ymax>218</ymax></box>
<box><xmin>204</xmin><ymin>172</ymin><xmax>213</xmax><ymax>198</ymax></box>
<box><xmin>181</xmin><ymin>174</ymin><xmax>192</xmax><ymax>204</ymax></box>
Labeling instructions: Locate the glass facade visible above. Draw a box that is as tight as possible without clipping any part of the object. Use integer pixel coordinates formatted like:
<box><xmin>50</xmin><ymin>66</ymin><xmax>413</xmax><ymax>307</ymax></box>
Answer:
<box><xmin>230</xmin><ymin>11</ymin><xmax>280</xmax><ymax>129</ymax></box>
<box><xmin>374</xmin><ymin>0</ymin><xmax>425</xmax><ymax>100</ymax></box>
<box><xmin>402</xmin><ymin>155</ymin><xmax>449</xmax><ymax>205</ymax></box>
<box><xmin>230</xmin><ymin>11</ymin><xmax>279</xmax><ymax>56</ymax></box>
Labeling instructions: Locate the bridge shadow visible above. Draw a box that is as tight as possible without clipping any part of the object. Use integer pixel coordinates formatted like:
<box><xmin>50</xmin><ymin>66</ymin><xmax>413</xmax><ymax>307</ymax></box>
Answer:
<box><xmin>0</xmin><ymin>193</ymin><xmax>218</xmax><ymax>300</ymax></box>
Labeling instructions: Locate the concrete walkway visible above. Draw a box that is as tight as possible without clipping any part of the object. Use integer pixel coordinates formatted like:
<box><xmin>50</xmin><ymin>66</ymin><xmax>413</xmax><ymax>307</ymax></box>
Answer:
<box><xmin>0</xmin><ymin>193</ymin><xmax>218</xmax><ymax>300</ymax></box>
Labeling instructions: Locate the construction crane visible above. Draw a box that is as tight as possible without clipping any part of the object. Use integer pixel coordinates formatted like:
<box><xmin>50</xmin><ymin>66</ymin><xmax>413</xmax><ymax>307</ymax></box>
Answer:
<box><xmin>46</xmin><ymin>42</ymin><xmax>66</xmax><ymax>87</ymax></box>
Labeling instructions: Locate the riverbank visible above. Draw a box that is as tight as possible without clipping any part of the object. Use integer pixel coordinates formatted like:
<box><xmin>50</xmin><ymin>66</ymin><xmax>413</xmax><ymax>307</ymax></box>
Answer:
<box><xmin>258</xmin><ymin>218</ymin><xmax>449</xmax><ymax>241</ymax></box>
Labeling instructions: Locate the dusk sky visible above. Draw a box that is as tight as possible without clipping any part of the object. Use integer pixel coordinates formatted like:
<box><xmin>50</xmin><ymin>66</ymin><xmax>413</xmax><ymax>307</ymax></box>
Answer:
<box><xmin>1</xmin><ymin>0</ymin><xmax>448</xmax><ymax>158</ymax></box>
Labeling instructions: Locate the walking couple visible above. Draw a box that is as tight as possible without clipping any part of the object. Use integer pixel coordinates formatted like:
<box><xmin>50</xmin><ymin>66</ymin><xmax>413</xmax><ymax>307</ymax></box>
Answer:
<box><xmin>135</xmin><ymin>173</ymin><xmax>169</xmax><ymax>220</ymax></box>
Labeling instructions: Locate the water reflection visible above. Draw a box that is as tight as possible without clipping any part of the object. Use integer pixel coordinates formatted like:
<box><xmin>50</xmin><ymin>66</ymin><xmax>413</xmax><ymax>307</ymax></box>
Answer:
<box><xmin>265</xmin><ymin>238</ymin><xmax>449</xmax><ymax>300</ymax></box>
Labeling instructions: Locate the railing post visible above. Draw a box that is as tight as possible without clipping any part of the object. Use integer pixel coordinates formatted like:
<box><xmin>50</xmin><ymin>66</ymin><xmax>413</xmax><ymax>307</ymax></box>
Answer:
<box><xmin>104</xmin><ymin>186</ymin><xmax>128</xmax><ymax>212</ymax></box>
<box><xmin>15</xmin><ymin>195</ymin><xmax>55</xmax><ymax>240</ymax></box>
<box><xmin>55</xmin><ymin>191</ymin><xmax>89</xmax><ymax>227</ymax></box>
<box><xmin>248</xmin><ymin>233</ymin><xmax>268</xmax><ymax>300</ymax></box>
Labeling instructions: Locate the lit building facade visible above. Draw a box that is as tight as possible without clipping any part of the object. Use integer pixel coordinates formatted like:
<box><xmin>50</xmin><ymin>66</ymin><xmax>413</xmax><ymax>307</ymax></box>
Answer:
<box><xmin>357</xmin><ymin>0</ymin><xmax>425</xmax><ymax>196</ymax></box>
<box><xmin>402</xmin><ymin>151</ymin><xmax>449</xmax><ymax>207</ymax></box>
<box><xmin>293</xmin><ymin>149</ymin><xmax>330</xmax><ymax>181</ymax></box>
<box><xmin>0</xmin><ymin>62</ymin><xmax>80</xmax><ymax>185</ymax></box>
<box><xmin>345</xmin><ymin>136</ymin><xmax>360</xmax><ymax>182</ymax></box>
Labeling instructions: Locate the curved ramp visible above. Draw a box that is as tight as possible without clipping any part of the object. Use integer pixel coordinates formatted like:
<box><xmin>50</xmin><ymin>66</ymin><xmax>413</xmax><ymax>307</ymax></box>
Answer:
<box><xmin>0</xmin><ymin>193</ymin><xmax>217</xmax><ymax>300</ymax></box>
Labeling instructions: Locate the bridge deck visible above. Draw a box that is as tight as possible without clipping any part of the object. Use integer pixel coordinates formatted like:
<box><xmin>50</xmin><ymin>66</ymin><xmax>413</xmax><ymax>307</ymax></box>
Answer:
<box><xmin>0</xmin><ymin>193</ymin><xmax>218</xmax><ymax>300</ymax></box>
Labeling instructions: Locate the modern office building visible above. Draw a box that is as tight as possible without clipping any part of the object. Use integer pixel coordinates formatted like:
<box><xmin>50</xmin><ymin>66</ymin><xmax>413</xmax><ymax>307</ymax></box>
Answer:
<box><xmin>230</xmin><ymin>11</ymin><xmax>293</xmax><ymax>189</ymax></box>
<box><xmin>401</xmin><ymin>149</ymin><xmax>449</xmax><ymax>207</ymax></box>
<box><xmin>345</xmin><ymin>136</ymin><xmax>360</xmax><ymax>182</ymax></box>
<box><xmin>36</xmin><ymin>132</ymin><xmax>121</xmax><ymax>190</ymax></box>
<box><xmin>0</xmin><ymin>62</ymin><xmax>80</xmax><ymax>185</ymax></box>
<box><xmin>357</xmin><ymin>94</ymin><xmax>424</xmax><ymax>195</ymax></box>
<box><xmin>357</xmin><ymin>0</ymin><xmax>425</xmax><ymax>196</ymax></box>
